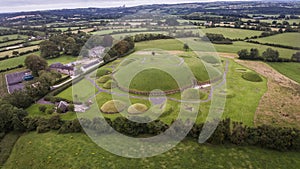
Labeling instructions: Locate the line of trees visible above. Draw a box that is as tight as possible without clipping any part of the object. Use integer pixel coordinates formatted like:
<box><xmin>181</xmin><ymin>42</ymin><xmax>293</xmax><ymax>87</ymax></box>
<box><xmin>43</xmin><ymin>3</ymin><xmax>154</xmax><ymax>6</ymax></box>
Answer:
<box><xmin>9</xmin><ymin>116</ymin><xmax>299</xmax><ymax>151</ymax></box>
<box><xmin>238</xmin><ymin>48</ymin><xmax>299</xmax><ymax>62</ymax></box>
<box><xmin>202</xmin><ymin>33</ymin><xmax>233</xmax><ymax>44</ymax></box>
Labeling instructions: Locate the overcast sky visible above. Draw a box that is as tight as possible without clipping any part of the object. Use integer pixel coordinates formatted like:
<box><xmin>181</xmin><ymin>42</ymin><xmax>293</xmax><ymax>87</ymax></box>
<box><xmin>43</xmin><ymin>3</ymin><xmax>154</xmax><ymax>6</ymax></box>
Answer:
<box><xmin>0</xmin><ymin>0</ymin><xmax>255</xmax><ymax>13</ymax></box>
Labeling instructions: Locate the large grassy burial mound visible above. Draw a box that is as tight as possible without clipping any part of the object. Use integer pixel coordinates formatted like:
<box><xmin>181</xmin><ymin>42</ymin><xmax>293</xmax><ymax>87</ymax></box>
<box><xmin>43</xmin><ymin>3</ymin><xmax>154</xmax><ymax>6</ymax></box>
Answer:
<box><xmin>113</xmin><ymin>52</ymin><xmax>222</xmax><ymax>94</ymax></box>
<box><xmin>129</xmin><ymin>68</ymin><xmax>179</xmax><ymax>91</ymax></box>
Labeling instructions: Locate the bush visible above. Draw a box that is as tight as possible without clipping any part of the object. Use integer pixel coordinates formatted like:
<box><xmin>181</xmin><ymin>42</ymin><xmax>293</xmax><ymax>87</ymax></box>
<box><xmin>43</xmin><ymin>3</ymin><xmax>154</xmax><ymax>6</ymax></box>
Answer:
<box><xmin>242</xmin><ymin>72</ymin><xmax>263</xmax><ymax>82</ymax></box>
<box><xmin>46</xmin><ymin>109</ymin><xmax>55</xmax><ymax>114</ymax></box>
<box><xmin>36</xmin><ymin>118</ymin><xmax>50</xmax><ymax>133</ymax></box>
<box><xmin>38</xmin><ymin>105</ymin><xmax>47</xmax><ymax>113</ymax></box>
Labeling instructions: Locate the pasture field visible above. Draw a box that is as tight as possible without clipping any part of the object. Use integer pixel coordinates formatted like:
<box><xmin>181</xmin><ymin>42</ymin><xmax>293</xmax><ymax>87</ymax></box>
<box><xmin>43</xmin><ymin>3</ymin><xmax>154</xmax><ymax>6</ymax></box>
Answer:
<box><xmin>259</xmin><ymin>19</ymin><xmax>300</xmax><ymax>24</ymax></box>
<box><xmin>200</xmin><ymin>28</ymin><xmax>263</xmax><ymax>39</ymax></box>
<box><xmin>0</xmin><ymin>53</ymin><xmax>77</xmax><ymax>71</ymax></box>
<box><xmin>213</xmin><ymin>41</ymin><xmax>298</xmax><ymax>59</ymax></box>
<box><xmin>0</xmin><ymin>34</ymin><xmax>28</xmax><ymax>41</ymax></box>
<box><xmin>92</xmin><ymin>28</ymin><xmax>149</xmax><ymax>35</ymax></box>
<box><xmin>0</xmin><ymin>40</ymin><xmax>24</xmax><ymax>48</ymax></box>
<box><xmin>268</xmin><ymin>62</ymin><xmax>300</xmax><ymax>84</ymax></box>
<box><xmin>0</xmin><ymin>51</ymin><xmax>39</xmax><ymax>70</ymax></box>
<box><xmin>53</xmin><ymin>27</ymin><xmax>81</xmax><ymax>31</ymax></box>
<box><xmin>221</xmin><ymin>59</ymin><xmax>267</xmax><ymax>126</ymax></box>
<box><xmin>0</xmin><ymin>45</ymin><xmax>39</xmax><ymax>58</ymax></box>
<box><xmin>255</xmin><ymin>33</ymin><xmax>300</xmax><ymax>48</ymax></box>
<box><xmin>135</xmin><ymin>39</ymin><xmax>185</xmax><ymax>51</ymax></box>
<box><xmin>46</xmin><ymin>55</ymin><xmax>78</xmax><ymax>65</ymax></box>
<box><xmin>4</xmin><ymin>132</ymin><xmax>300</xmax><ymax>169</ymax></box>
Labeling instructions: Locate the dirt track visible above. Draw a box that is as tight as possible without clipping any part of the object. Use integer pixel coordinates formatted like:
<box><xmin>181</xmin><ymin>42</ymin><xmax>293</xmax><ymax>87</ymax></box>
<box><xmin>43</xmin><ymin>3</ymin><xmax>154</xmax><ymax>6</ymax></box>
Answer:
<box><xmin>220</xmin><ymin>53</ymin><xmax>300</xmax><ymax>128</ymax></box>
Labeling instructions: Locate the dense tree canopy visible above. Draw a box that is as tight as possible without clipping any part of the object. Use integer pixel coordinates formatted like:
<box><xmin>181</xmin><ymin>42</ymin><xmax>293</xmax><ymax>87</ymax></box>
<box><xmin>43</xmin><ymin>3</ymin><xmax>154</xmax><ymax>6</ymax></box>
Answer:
<box><xmin>24</xmin><ymin>54</ymin><xmax>48</xmax><ymax>76</ymax></box>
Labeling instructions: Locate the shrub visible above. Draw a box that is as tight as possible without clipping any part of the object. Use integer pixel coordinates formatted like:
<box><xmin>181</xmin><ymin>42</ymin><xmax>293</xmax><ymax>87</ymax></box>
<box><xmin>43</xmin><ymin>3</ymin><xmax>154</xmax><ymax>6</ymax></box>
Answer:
<box><xmin>46</xmin><ymin>109</ymin><xmax>55</xmax><ymax>115</ymax></box>
<box><xmin>38</xmin><ymin>105</ymin><xmax>47</xmax><ymax>113</ymax></box>
<box><xmin>242</xmin><ymin>72</ymin><xmax>263</xmax><ymax>82</ymax></box>
<box><xmin>36</xmin><ymin>118</ymin><xmax>50</xmax><ymax>133</ymax></box>
<box><xmin>127</xmin><ymin>103</ymin><xmax>148</xmax><ymax>114</ymax></box>
<box><xmin>100</xmin><ymin>100</ymin><xmax>126</xmax><ymax>114</ymax></box>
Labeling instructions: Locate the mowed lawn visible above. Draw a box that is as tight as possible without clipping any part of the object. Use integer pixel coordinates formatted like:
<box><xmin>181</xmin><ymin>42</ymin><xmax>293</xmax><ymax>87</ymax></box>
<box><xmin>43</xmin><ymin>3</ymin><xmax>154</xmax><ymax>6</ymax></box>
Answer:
<box><xmin>56</xmin><ymin>79</ymin><xmax>98</xmax><ymax>102</ymax></box>
<box><xmin>213</xmin><ymin>41</ymin><xmax>298</xmax><ymax>59</ymax></box>
<box><xmin>201</xmin><ymin>28</ymin><xmax>263</xmax><ymax>39</ymax></box>
<box><xmin>255</xmin><ymin>33</ymin><xmax>300</xmax><ymax>48</ymax></box>
<box><xmin>220</xmin><ymin>59</ymin><xmax>267</xmax><ymax>126</ymax></box>
<box><xmin>4</xmin><ymin>132</ymin><xmax>300</xmax><ymax>169</ymax></box>
<box><xmin>268</xmin><ymin>62</ymin><xmax>300</xmax><ymax>84</ymax></box>
<box><xmin>135</xmin><ymin>39</ymin><xmax>185</xmax><ymax>51</ymax></box>
<box><xmin>46</xmin><ymin>55</ymin><xmax>78</xmax><ymax>65</ymax></box>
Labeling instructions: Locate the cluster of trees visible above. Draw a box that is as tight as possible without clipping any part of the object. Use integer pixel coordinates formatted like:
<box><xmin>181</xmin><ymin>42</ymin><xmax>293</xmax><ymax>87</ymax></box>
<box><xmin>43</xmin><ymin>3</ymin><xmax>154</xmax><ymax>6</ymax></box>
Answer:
<box><xmin>202</xmin><ymin>33</ymin><xmax>232</xmax><ymax>44</ymax></box>
<box><xmin>238</xmin><ymin>48</ymin><xmax>299</xmax><ymax>62</ymax></box>
<box><xmin>9</xmin><ymin>116</ymin><xmax>300</xmax><ymax>151</ymax></box>
<box><xmin>102</xmin><ymin>37</ymin><xmax>135</xmax><ymax>62</ymax></box>
<box><xmin>238</xmin><ymin>48</ymin><xmax>279</xmax><ymax>61</ymax></box>
<box><xmin>0</xmin><ymin>100</ymin><xmax>28</xmax><ymax>133</ymax></box>
<box><xmin>40</xmin><ymin>31</ymin><xmax>90</xmax><ymax>58</ymax></box>
<box><xmin>133</xmin><ymin>33</ymin><xmax>171</xmax><ymax>42</ymax></box>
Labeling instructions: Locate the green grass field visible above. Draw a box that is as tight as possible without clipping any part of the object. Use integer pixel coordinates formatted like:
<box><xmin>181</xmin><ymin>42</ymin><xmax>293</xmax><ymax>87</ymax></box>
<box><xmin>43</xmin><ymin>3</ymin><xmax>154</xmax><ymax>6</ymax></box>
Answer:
<box><xmin>259</xmin><ymin>19</ymin><xmax>300</xmax><ymax>24</ymax></box>
<box><xmin>56</xmin><ymin>79</ymin><xmax>97</xmax><ymax>102</ymax></box>
<box><xmin>26</xmin><ymin>104</ymin><xmax>76</xmax><ymax>121</ymax></box>
<box><xmin>255</xmin><ymin>33</ymin><xmax>300</xmax><ymax>48</ymax></box>
<box><xmin>0</xmin><ymin>40</ymin><xmax>24</xmax><ymax>49</ymax></box>
<box><xmin>0</xmin><ymin>53</ymin><xmax>78</xmax><ymax>70</ymax></box>
<box><xmin>46</xmin><ymin>55</ymin><xmax>78</xmax><ymax>65</ymax></box>
<box><xmin>135</xmin><ymin>39</ymin><xmax>185</xmax><ymax>51</ymax></box>
<box><xmin>0</xmin><ymin>45</ymin><xmax>39</xmax><ymax>58</ymax></box>
<box><xmin>4</xmin><ymin>132</ymin><xmax>300</xmax><ymax>169</ymax></box>
<box><xmin>268</xmin><ymin>62</ymin><xmax>300</xmax><ymax>84</ymax></box>
<box><xmin>0</xmin><ymin>34</ymin><xmax>28</xmax><ymax>42</ymax></box>
<box><xmin>201</xmin><ymin>28</ymin><xmax>263</xmax><ymax>39</ymax></box>
<box><xmin>0</xmin><ymin>51</ymin><xmax>40</xmax><ymax>70</ymax></box>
